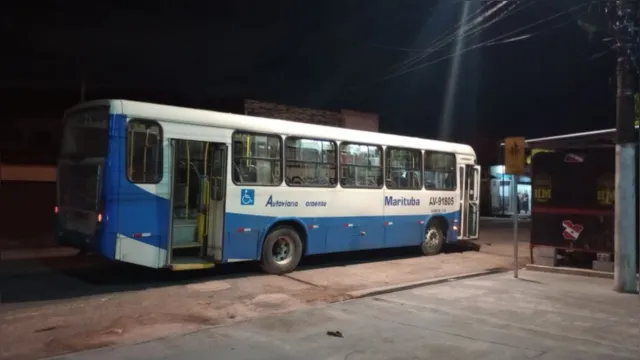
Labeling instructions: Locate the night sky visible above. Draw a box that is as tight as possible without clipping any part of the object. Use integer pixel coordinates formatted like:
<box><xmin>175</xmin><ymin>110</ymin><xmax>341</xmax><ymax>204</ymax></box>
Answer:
<box><xmin>3</xmin><ymin>0</ymin><xmax>615</xmax><ymax>164</ymax></box>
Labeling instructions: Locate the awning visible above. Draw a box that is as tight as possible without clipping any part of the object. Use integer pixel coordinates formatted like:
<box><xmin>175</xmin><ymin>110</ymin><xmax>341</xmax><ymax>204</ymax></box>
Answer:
<box><xmin>500</xmin><ymin>126</ymin><xmax>639</xmax><ymax>150</ymax></box>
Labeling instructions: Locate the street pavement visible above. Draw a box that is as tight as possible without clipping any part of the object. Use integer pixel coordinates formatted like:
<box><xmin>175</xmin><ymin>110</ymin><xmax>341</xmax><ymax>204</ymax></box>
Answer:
<box><xmin>49</xmin><ymin>270</ymin><xmax>640</xmax><ymax>360</ymax></box>
<box><xmin>0</xmin><ymin>219</ymin><xmax>531</xmax><ymax>359</ymax></box>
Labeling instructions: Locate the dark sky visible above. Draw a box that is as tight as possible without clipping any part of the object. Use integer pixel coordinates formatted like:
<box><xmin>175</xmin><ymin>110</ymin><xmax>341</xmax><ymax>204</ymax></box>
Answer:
<box><xmin>2</xmin><ymin>0</ymin><xmax>615</xmax><ymax>163</ymax></box>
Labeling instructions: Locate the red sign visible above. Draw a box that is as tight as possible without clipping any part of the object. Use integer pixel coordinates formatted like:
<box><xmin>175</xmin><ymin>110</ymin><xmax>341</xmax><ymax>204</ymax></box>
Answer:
<box><xmin>562</xmin><ymin>220</ymin><xmax>584</xmax><ymax>241</ymax></box>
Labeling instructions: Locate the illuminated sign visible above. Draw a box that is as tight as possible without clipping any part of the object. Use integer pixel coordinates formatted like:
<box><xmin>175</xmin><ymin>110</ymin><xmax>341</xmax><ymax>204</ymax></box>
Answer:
<box><xmin>533</xmin><ymin>173</ymin><xmax>552</xmax><ymax>203</ymax></box>
<box><xmin>596</xmin><ymin>174</ymin><xmax>614</xmax><ymax>205</ymax></box>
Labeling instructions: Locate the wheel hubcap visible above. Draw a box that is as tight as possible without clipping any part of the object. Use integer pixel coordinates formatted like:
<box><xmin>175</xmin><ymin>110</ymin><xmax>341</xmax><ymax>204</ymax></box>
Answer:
<box><xmin>424</xmin><ymin>229</ymin><xmax>440</xmax><ymax>249</ymax></box>
<box><xmin>272</xmin><ymin>236</ymin><xmax>294</xmax><ymax>265</ymax></box>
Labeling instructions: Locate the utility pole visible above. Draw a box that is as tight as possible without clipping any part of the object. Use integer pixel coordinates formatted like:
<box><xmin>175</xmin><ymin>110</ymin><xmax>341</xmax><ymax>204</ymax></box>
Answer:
<box><xmin>612</xmin><ymin>0</ymin><xmax>638</xmax><ymax>294</ymax></box>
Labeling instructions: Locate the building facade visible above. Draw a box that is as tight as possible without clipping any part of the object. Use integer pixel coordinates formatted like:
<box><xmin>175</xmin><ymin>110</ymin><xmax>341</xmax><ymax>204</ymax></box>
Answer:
<box><xmin>244</xmin><ymin>100</ymin><xmax>379</xmax><ymax>132</ymax></box>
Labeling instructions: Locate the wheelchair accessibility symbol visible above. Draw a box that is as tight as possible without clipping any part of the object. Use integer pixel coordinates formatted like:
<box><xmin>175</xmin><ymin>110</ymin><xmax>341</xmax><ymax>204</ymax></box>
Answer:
<box><xmin>240</xmin><ymin>189</ymin><xmax>255</xmax><ymax>206</ymax></box>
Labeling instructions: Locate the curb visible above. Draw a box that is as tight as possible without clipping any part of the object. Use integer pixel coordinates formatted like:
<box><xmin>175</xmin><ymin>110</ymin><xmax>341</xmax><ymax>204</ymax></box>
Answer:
<box><xmin>525</xmin><ymin>264</ymin><xmax>613</xmax><ymax>279</ymax></box>
<box><xmin>346</xmin><ymin>268</ymin><xmax>510</xmax><ymax>299</ymax></box>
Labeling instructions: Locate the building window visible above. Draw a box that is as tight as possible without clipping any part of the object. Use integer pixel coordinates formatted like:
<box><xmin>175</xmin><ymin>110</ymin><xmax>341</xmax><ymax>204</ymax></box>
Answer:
<box><xmin>340</xmin><ymin>143</ymin><xmax>383</xmax><ymax>188</ymax></box>
<box><xmin>424</xmin><ymin>151</ymin><xmax>456</xmax><ymax>190</ymax></box>
<box><xmin>385</xmin><ymin>147</ymin><xmax>422</xmax><ymax>190</ymax></box>
<box><xmin>127</xmin><ymin>120</ymin><xmax>163</xmax><ymax>184</ymax></box>
<box><xmin>285</xmin><ymin>137</ymin><xmax>337</xmax><ymax>187</ymax></box>
<box><xmin>232</xmin><ymin>132</ymin><xmax>282</xmax><ymax>186</ymax></box>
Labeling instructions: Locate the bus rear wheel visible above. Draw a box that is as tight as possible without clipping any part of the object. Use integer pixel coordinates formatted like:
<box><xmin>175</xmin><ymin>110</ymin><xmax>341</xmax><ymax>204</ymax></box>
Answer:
<box><xmin>421</xmin><ymin>224</ymin><xmax>445</xmax><ymax>256</ymax></box>
<box><xmin>260</xmin><ymin>226</ymin><xmax>303</xmax><ymax>275</ymax></box>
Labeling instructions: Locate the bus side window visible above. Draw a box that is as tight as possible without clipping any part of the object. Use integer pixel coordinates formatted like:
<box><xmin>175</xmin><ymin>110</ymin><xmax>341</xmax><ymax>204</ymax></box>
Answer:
<box><xmin>424</xmin><ymin>151</ymin><xmax>456</xmax><ymax>191</ymax></box>
<box><xmin>232</xmin><ymin>132</ymin><xmax>282</xmax><ymax>186</ymax></box>
<box><xmin>340</xmin><ymin>143</ymin><xmax>383</xmax><ymax>188</ymax></box>
<box><xmin>127</xmin><ymin>119</ymin><xmax>163</xmax><ymax>184</ymax></box>
<box><xmin>284</xmin><ymin>137</ymin><xmax>336</xmax><ymax>187</ymax></box>
<box><xmin>385</xmin><ymin>147</ymin><xmax>422</xmax><ymax>190</ymax></box>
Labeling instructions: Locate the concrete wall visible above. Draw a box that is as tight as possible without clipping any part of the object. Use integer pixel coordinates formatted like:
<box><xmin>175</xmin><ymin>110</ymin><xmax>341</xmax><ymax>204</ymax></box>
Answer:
<box><xmin>244</xmin><ymin>100</ymin><xmax>380</xmax><ymax>132</ymax></box>
<box><xmin>1</xmin><ymin>165</ymin><xmax>56</xmax><ymax>182</ymax></box>
<box><xmin>244</xmin><ymin>100</ymin><xmax>345</xmax><ymax>127</ymax></box>
<box><xmin>341</xmin><ymin>109</ymin><xmax>379</xmax><ymax>132</ymax></box>
<box><xmin>0</xmin><ymin>181</ymin><xmax>56</xmax><ymax>249</ymax></box>
<box><xmin>0</xmin><ymin>165</ymin><xmax>56</xmax><ymax>249</ymax></box>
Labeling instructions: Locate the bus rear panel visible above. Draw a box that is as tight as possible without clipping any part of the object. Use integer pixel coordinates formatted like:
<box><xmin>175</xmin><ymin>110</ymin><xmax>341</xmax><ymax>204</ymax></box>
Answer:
<box><xmin>56</xmin><ymin>106</ymin><xmax>111</xmax><ymax>253</ymax></box>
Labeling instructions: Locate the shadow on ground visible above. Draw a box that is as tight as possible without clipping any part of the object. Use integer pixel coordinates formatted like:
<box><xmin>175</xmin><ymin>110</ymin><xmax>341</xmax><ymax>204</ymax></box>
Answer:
<box><xmin>1</xmin><ymin>218</ymin><xmax>524</xmax><ymax>307</ymax></box>
<box><xmin>0</xmin><ymin>242</ymin><xmax>481</xmax><ymax>306</ymax></box>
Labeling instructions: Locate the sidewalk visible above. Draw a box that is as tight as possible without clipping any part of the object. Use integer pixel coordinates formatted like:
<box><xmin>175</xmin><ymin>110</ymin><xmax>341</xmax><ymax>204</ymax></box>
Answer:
<box><xmin>0</xmin><ymin>246</ymin><xmax>78</xmax><ymax>261</ymax></box>
<box><xmin>0</xmin><ymin>246</ymin><xmax>86</xmax><ymax>280</ymax></box>
<box><xmin>0</xmin><ymin>249</ymin><xmax>528</xmax><ymax>360</ymax></box>
<box><xmin>0</xmin><ymin>234</ymin><xmax>73</xmax><ymax>265</ymax></box>
<box><xmin>0</xmin><ymin>234</ymin><xmax>56</xmax><ymax>251</ymax></box>
<box><xmin>54</xmin><ymin>270</ymin><xmax>640</xmax><ymax>360</ymax></box>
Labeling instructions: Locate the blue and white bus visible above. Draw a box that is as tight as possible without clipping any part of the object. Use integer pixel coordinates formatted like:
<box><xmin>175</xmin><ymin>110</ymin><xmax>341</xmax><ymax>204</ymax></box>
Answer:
<box><xmin>55</xmin><ymin>100</ymin><xmax>480</xmax><ymax>273</ymax></box>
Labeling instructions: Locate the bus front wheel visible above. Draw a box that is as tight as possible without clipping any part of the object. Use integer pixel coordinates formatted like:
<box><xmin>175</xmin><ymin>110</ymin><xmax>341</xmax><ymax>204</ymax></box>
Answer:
<box><xmin>421</xmin><ymin>223</ymin><xmax>445</xmax><ymax>256</ymax></box>
<box><xmin>260</xmin><ymin>226</ymin><xmax>303</xmax><ymax>275</ymax></box>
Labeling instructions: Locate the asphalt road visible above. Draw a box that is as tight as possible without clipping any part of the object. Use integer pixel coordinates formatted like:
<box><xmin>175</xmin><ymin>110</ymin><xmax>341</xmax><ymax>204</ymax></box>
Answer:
<box><xmin>51</xmin><ymin>270</ymin><xmax>640</xmax><ymax>360</ymax></box>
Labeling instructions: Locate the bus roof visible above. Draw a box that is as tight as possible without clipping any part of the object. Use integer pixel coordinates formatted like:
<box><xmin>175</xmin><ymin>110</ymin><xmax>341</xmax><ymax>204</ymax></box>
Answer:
<box><xmin>67</xmin><ymin>99</ymin><xmax>476</xmax><ymax>157</ymax></box>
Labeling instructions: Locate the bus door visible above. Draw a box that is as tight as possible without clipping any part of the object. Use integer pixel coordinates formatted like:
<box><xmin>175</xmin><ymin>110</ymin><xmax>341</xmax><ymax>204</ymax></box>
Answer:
<box><xmin>206</xmin><ymin>144</ymin><xmax>227</xmax><ymax>262</ymax></box>
<box><xmin>459</xmin><ymin>164</ymin><xmax>480</xmax><ymax>240</ymax></box>
<box><xmin>168</xmin><ymin>139</ymin><xmax>226</xmax><ymax>268</ymax></box>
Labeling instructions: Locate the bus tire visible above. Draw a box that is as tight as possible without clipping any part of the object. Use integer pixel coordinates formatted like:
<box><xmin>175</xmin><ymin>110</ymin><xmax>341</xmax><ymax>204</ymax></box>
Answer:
<box><xmin>421</xmin><ymin>223</ymin><xmax>445</xmax><ymax>256</ymax></box>
<box><xmin>260</xmin><ymin>226</ymin><xmax>303</xmax><ymax>275</ymax></box>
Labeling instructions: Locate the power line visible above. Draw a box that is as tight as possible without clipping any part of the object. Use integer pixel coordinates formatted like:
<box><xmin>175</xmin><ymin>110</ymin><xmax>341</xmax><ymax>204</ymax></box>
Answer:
<box><xmin>390</xmin><ymin>0</ymin><xmax>531</xmax><ymax>75</ymax></box>
<box><xmin>389</xmin><ymin>1</ymin><xmax>499</xmax><ymax>74</ymax></box>
<box><xmin>365</xmin><ymin>1</ymin><xmax>494</xmax><ymax>54</ymax></box>
<box><xmin>376</xmin><ymin>2</ymin><xmax>589</xmax><ymax>82</ymax></box>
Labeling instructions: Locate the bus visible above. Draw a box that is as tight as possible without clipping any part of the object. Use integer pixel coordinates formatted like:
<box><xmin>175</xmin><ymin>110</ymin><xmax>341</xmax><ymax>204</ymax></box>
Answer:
<box><xmin>55</xmin><ymin>100</ymin><xmax>480</xmax><ymax>273</ymax></box>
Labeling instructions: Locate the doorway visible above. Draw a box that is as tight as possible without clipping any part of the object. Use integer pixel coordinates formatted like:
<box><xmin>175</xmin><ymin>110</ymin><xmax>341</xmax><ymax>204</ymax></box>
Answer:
<box><xmin>168</xmin><ymin>139</ymin><xmax>227</xmax><ymax>267</ymax></box>
<box><xmin>459</xmin><ymin>164</ymin><xmax>480</xmax><ymax>239</ymax></box>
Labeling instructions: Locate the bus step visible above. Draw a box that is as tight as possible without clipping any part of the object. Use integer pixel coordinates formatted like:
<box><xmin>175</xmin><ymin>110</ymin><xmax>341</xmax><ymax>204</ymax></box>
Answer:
<box><xmin>172</xmin><ymin>241</ymin><xmax>202</xmax><ymax>249</ymax></box>
<box><xmin>170</xmin><ymin>257</ymin><xmax>215</xmax><ymax>271</ymax></box>
<box><xmin>172</xmin><ymin>246</ymin><xmax>201</xmax><ymax>258</ymax></box>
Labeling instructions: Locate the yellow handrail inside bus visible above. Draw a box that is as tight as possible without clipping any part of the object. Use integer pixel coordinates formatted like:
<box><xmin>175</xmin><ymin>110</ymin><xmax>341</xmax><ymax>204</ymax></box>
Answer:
<box><xmin>197</xmin><ymin>143</ymin><xmax>210</xmax><ymax>244</ymax></box>
<box><xmin>185</xmin><ymin>141</ymin><xmax>190</xmax><ymax>219</ymax></box>
<box><xmin>204</xmin><ymin>144</ymin><xmax>211</xmax><ymax>209</ymax></box>
<box><xmin>246</xmin><ymin>135</ymin><xmax>251</xmax><ymax>166</ymax></box>
<box><xmin>142</xmin><ymin>129</ymin><xmax>150</xmax><ymax>183</ymax></box>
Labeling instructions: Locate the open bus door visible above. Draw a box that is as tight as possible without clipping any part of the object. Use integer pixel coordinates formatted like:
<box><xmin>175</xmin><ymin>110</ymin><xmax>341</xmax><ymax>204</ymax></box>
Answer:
<box><xmin>206</xmin><ymin>144</ymin><xmax>227</xmax><ymax>262</ymax></box>
<box><xmin>168</xmin><ymin>139</ymin><xmax>227</xmax><ymax>270</ymax></box>
<box><xmin>459</xmin><ymin>164</ymin><xmax>480</xmax><ymax>240</ymax></box>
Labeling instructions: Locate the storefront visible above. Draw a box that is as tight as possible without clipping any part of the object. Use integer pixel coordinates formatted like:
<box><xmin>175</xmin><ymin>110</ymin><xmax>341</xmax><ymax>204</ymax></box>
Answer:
<box><xmin>487</xmin><ymin>165</ymin><xmax>531</xmax><ymax>217</ymax></box>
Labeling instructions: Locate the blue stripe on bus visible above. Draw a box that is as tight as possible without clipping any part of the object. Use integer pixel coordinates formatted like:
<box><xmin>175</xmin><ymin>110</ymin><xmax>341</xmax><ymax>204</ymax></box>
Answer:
<box><xmin>101</xmin><ymin>205</ymin><xmax>460</xmax><ymax>263</ymax></box>
<box><xmin>101</xmin><ymin>207</ymin><xmax>459</xmax><ymax>261</ymax></box>
<box><xmin>101</xmin><ymin>113</ymin><xmax>171</xmax><ymax>258</ymax></box>
<box><xmin>221</xmin><ymin>211</ymin><xmax>459</xmax><ymax>261</ymax></box>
